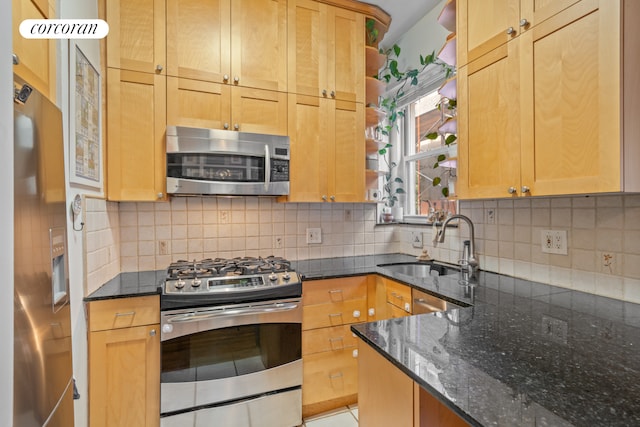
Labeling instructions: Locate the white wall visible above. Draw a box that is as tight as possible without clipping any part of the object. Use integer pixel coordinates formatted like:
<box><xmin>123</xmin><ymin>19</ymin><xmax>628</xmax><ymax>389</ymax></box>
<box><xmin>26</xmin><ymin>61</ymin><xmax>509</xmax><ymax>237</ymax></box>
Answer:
<box><xmin>59</xmin><ymin>1</ymin><xmax>102</xmax><ymax>426</ymax></box>
<box><xmin>2</xmin><ymin>0</ymin><xmax>14</xmax><ymax>425</ymax></box>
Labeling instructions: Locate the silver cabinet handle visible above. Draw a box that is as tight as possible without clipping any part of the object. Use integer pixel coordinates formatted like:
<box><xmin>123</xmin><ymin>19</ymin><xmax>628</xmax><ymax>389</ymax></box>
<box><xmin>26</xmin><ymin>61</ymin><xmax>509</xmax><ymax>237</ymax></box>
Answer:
<box><xmin>156</xmin><ymin>64</ymin><xmax>163</xmax><ymax>72</ymax></box>
<box><xmin>157</xmin><ymin>192</ymin><xmax>164</xmax><ymax>199</ymax></box>
<box><xmin>149</xmin><ymin>329</ymin><xmax>156</xmax><ymax>337</ymax></box>
<box><xmin>322</xmin><ymin>195</ymin><xmax>328</xmax><ymax>201</ymax></box>
<box><xmin>329</xmin><ymin>336</ymin><xmax>344</xmax><ymax>350</ymax></box>
<box><xmin>12</xmin><ymin>54</ymin><xmax>19</xmax><ymax>65</ymax></box>
<box><xmin>234</xmin><ymin>123</ymin><xmax>240</xmax><ymax>130</ymax></box>
<box><xmin>330</xmin><ymin>195</ymin><xmax>335</xmax><ymax>201</ymax></box>
<box><xmin>329</xmin><ymin>372</ymin><xmax>343</xmax><ymax>379</ymax></box>
<box><xmin>115</xmin><ymin>311</ymin><xmax>135</xmax><ymax>317</ymax></box>
<box><xmin>223</xmin><ymin>123</ymin><xmax>230</xmax><ymax>129</ymax></box>
<box><xmin>521</xmin><ymin>186</ymin><xmax>530</xmax><ymax>194</ymax></box>
<box><xmin>330</xmin><ymin>90</ymin><xmax>336</xmax><ymax>98</ymax></box>
<box><xmin>508</xmin><ymin>186</ymin><xmax>517</xmax><ymax>194</ymax></box>
<box><xmin>328</xmin><ymin>313</ymin><xmax>343</xmax><ymax>318</ymax></box>
<box><xmin>322</xmin><ymin>89</ymin><xmax>327</xmax><ymax>97</ymax></box>
<box><xmin>506</xmin><ymin>27</ymin><xmax>515</xmax><ymax>35</ymax></box>
<box><xmin>223</xmin><ymin>74</ymin><xmax>229</xmax><ymax>82</ymax></box>
<box><xmin>520</xmin><ymin>18</ymin><xmax>529</xmax><ymax>27</ymax></box>
<box><xmin>234</xmin><ymin>76</ymin><xmax>240</xmax><ymax>83</ymax></box>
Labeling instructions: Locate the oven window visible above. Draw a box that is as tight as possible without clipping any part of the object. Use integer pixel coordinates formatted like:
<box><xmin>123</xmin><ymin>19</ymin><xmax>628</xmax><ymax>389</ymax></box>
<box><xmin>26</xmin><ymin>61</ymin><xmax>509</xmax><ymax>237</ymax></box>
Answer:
<box><xmin>167</xmin><ymin>153</ymin><xmax>265</xmax><ymax>182</ymax></box>
<box><xmin>161</xmin><ymin>323</ymin><xmax>301</xmax><ymax>383</ymax></box>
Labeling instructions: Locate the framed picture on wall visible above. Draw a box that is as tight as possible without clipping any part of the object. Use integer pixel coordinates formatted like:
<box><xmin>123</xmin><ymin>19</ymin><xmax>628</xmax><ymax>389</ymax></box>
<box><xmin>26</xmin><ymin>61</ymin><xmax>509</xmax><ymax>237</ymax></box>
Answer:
<box><xmin>69</xmin><ymin>42</ymin><xmax>103</xmax><ymax>190</ymax></box>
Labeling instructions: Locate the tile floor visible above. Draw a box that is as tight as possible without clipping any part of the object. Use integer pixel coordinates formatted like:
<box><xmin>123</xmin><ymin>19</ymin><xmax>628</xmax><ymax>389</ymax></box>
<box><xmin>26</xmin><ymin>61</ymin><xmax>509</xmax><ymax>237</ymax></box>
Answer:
<box><xmin>302</xmin><ymin>405</ymin><xmax>359</xmax><ymax>427</ymax></box>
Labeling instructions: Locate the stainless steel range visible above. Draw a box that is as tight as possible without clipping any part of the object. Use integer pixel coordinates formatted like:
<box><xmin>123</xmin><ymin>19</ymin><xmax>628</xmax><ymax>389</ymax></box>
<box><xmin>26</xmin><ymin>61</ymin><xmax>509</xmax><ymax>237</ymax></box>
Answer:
<box><xmin>160</xmin><ymin>257</ymin><xmax>303</xmax><ymax>427</ymax></box>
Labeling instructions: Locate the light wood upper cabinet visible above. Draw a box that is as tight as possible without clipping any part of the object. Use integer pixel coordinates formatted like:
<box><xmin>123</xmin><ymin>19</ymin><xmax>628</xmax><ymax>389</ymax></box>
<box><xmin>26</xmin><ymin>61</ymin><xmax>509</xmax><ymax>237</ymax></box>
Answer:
<box><xmin>458</xmin><ymin>0</ymin><xmax>639</xmax><ymax>198</ymax></box>
<box><xmin>287</xmin><ymin>94</ymin><xmax>365</xmax><ymax>203</ymax></box>
<box><xmin>457</xmin><ymin>0</ymin><xmax>583</xmax><ymax>67</ymax></box>
<box><xmin>12</xmin><ymin>0</ymin><xmax>56</xmax><ymax>100</ymax></box>
<box><xmin>288</xmin><ymin>0</ymin><xmax>364</xmax><ymax>103</ymax></box>
<box><xmin>105</xmin><ymin>0</ymin><xmax>166</xmax><ymax>74</ymax></box>
<box><xmin>166</xmin><ymin>0</ymin><xmax>231</xmax><ymax>83</ymax></box>
<box><xmin>107</xmin><ymin>68</ymin><xmax>167</xmax><ymax>201</ymax></box>
<box><xmin>88</xmin><ymin>296</ymin><xmax>160</xmax><ymax>427</ymax></box>
<box><xmin>232</xmin><ymin>0</ymin><xmax>288</xmax><ymax>92</ymax></box>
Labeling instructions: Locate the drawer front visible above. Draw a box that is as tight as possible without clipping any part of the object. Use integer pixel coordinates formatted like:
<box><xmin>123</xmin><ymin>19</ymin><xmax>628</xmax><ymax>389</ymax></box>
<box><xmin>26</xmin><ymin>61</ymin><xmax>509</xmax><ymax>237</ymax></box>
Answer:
<box><xmin>302</xmin><ymin>349</ymin><xmax>359</xmax><ymax>406</ymax></box>
<box><xmin>303</xmin><ymin>299</ymin><xmax>367</xmax><ymax>330</ymax></box>
<box><xmin>88</xmin><ymin>295</ymin><xmax>160</xmax><ymax>332</ymax></box>
<box><xmin>385</xmin><ymin>280</ymin><xmax>412</xmax><ymax>313</ymax></box>
<box><xmin>387</xmin><ymin>302</ymin><xmax>411</xmax><ymax>319</ymax></box>
<box><xmin>302</xmin><ymin>324</ymin><xmax>358</xmax><ymax>356</ymax></box>
<box><xmin>303</xmin><ymin>277</ymin><xmax>367</xmax><ymax>306</ymax></box>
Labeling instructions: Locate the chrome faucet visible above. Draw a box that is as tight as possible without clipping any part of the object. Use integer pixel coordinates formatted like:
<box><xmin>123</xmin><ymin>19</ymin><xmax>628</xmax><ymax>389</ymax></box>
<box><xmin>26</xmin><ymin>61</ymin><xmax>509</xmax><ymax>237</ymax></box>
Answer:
<box><xmin>435</xmin><ymin>214</ymin><xmax>479</xmax><ymax>276</ymax></box>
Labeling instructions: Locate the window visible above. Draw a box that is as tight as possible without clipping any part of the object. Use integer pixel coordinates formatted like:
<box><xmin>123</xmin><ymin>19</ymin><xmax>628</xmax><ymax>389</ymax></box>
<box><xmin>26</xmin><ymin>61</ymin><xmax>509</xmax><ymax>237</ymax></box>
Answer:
<box><xmin>400</xmin><ymin>89</ymin><xmax>457</xmax><ymax>222</ymax></box>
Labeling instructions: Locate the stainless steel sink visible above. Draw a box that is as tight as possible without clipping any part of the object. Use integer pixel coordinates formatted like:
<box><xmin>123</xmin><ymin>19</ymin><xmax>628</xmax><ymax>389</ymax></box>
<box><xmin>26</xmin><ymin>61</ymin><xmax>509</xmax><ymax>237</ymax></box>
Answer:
<box><xmin>377</xmin><ymin>262</ymin><xmax>459</xmax><ymax>277</ymax></box>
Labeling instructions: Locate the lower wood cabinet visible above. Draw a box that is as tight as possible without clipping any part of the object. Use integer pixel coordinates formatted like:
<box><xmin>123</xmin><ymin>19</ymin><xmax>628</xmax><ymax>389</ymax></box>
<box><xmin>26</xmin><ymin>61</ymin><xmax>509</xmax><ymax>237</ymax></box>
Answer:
<box><xmin>358</xmin><ymin>338</ymin><xmax>469</xmax><ymax>427</ymax></box>
<box><xmin>87</xmin><ymin>295</ymin><xmax>160</xmax><ymax>427</ymax></box>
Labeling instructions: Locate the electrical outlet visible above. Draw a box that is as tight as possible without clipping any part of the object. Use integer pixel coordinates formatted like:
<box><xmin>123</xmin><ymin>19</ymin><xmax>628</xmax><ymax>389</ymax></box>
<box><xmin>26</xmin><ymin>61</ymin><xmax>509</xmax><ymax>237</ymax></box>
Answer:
<box><xmin>219</xmin><ymin>210</ymin><xmax>230</xmax><ymax>224</ymax></box>
<box><xmin>541</xmin><ymin>230</ymin><xmax>568</xmax><ymax>255</ymax></box>
<box><xmin>158</xmin><ymin>240</ymin><xmax>169</xmax><ymax>255</ymax></box>
<box><xmin>344</xmin><ymin>209</ymin><xmax>352</xmax><ymax>222</ymax></box>
<box><xmin>411</xmin><ymin>231</ymin><xmax>423</xmax><ymax>248</ymax></box>
<box><xmin>486</xmin><ymin>209</ymin><xmax>496</xmax><ymax>225</ymax></box>
<box><xmin>306</xmin><ymin>228</ymin><xmax>322</xmax><ymax>244</ymax></box>
<box><xmin>274</xmin><ymin>236</ymin><xmax>283</xmax><ymax>249</ymax></box>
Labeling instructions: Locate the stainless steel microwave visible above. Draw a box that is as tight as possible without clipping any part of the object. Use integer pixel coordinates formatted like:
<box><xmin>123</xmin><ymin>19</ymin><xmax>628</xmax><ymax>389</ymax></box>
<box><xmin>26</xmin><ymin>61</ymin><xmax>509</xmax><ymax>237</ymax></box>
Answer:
<box><xmin>166</xmin><ymin>126</ymin><xmax>290</xmax><ymax>196</ymax></box>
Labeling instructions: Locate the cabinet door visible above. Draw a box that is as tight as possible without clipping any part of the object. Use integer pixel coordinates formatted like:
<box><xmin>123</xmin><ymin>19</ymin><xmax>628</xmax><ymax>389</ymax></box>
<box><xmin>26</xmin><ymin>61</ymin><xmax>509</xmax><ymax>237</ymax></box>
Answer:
<box><xmin>167</xmin><ymin>77</ymin><xmax>231</xmax><ymax>129</ymax></box>
<box><xmin>231</xmin><ymin>86</ymin><xmax>287</xmax><ymax>135</ymax></box>
<box><xmin>457</xmin><ymin>42</ymin><xmax>521</xmax><ymax>199</ymax></box>
<box><xmin>520</xmin><ymin>0</ymin><xmax>621</xmax><ymax>195</ymax></box>
<box><xmin>358</xmin><ymin>340</ymin><xmax>414</xmax><ymax>427</ymax></box>
<box><xmin>331</xmin><ymin>100</ymin><xmax>365</xmax><ymax>202</ymax></box>
<box><xmin>231</xmin><ymin>0</ymin><xmax>287</xmax><ymax>92</ymax></box>
<box><xmin>303</xmin><ymin>348</ymin><xmax>358</xmax><ymax>407</ymax></box>
<box><xmin>520</xmin><ymin>0</ymin><xmax>584</xmax><ymax>29</ymax></box>
<box><xmin>288</xmin><ymin>0</ymin><xmax>328</xmax><ymax>98</ymax></box>
<box><xmin>12</xmin><ymin>0</ymin><xmax>56</xmax><ymax>100</ymax></box>
<box><xmin>106</xmin><ymin>0</ymin><xmax>165</xmax><ymax>74</ymax></box>
<box><xmin>107</xmin><ymin>69</ymin><xmax>167</xmax><ymax>201</ymax></box>
<box><xmin>166</xmin><ymin>0</ymin><xmax>231</xmax><ymax>83</ymax></box>
<box><xmin>457</xmin><ymin>0</ymin><xmax>519</xmax><ymax>66</ymax></box>
<box><xmin>287</xmin><ymin>94</ymin><xmax>329</xmax><ymax>202</ymax></box>
<box><xmin>89</xmin><ymin>324</ymin><xmax>160</xmax><ymax>427</ymax></box>
<box><xmin>328</xmin><ymin>7</ymin><xmax>364</xmax><ymax>103</ymax></box>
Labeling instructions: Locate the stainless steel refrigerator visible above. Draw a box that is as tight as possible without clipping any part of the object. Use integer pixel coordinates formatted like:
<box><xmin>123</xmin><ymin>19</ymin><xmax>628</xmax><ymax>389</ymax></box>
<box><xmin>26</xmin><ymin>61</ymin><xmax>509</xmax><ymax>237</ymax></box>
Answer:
<box><xmin>13</xmin><ymin>74</ymin><xmax>75</xmax><ymax>427</ymax></box>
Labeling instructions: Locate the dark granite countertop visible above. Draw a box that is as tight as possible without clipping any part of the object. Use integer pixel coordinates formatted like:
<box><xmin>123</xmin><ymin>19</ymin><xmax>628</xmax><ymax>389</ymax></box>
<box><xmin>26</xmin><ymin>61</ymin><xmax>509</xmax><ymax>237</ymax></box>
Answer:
<box><xmin>351</xmin><ymin>270</ymin><xmax>640</xmax><ymax>426</ymax></box>
<box><xmin>83</xmin><ymin>270</ymin><xmax>164</xmax><ymax>301</ymax></box>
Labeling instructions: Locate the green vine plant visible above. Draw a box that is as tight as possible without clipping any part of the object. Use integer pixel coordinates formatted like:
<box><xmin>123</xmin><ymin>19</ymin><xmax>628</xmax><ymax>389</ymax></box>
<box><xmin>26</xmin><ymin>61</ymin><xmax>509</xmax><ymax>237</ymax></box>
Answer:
<box><xmin>371</xmin><ymin>33</ymin><xmax>456</xmax><ymax>202</ymax></box>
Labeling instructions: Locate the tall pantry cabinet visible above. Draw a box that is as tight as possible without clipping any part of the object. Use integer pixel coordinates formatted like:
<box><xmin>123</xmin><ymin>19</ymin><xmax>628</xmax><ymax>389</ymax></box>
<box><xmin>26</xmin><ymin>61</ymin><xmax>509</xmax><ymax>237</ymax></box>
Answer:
<box><xmin>457</xmin><ymin>0</ymin><xmax>640</xmax><ymax>199</ymax></box>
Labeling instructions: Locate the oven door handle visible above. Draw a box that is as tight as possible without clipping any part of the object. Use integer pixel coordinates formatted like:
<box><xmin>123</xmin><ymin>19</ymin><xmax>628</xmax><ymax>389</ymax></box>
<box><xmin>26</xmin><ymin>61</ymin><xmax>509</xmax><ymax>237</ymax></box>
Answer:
<box><xmin>264</xmin><ymin>144</ymin><xmax>271</xmax><ymax>192</ymax></box>
<box><xmin>165</xmin><ymin>302</ymin><xmax>299</xmax><ymax>323</ymax></box>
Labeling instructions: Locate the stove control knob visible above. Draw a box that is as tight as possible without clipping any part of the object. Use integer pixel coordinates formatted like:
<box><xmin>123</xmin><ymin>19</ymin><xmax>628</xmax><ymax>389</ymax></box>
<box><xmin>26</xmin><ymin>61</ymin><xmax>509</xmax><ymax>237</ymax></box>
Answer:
<box><xmin>175</xmin><ymin>280</ymin><xmax>185</xmax><ymax>289</ymax></box>
<box><xmin>192</xmin><ymin>278</ymin><xmax>202</xmax><ymax>287</ymax></box>
<box><xmin>269</xmin><ymin>273</ymin><xmax>278</xmax><ymax>282</ymax></box>
<box><xmin>282</xmin><ymin>271</ymin><xmax>291</xmax><ymax>281</ymax></box>
<box><xmin>162</xmin><ymin>324</ymin><xmax>173</xmax><ymax>334</ymax></box>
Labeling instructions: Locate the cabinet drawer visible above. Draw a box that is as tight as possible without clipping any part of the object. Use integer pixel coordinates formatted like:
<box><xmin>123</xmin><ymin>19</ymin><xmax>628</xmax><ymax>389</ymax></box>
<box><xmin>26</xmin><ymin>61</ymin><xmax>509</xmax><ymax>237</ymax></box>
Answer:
<box><xmin>386</xmin><ymin>280</ymin><xmax>412</xmax><ymax>313</ymax></box>
<box><xmin>303</xmin><ymin>348</ymin><xmax>358</xmax><ymax>406</ymax></box>
<box><xmin>387</xmin><ymin>302</ymin><xmax>411</xmax><ymax>319</ymax></box>
<box><xmin>303</xmin><ymin>299</ymin><xmax>367</xmax><ymax>330</ymax></box>
<box><xmin>302</xmin><ymin>324</ymin><xmax>358</xmax><ymax>356</ymax></box>
<box><xmin>303</xmin><ymin>277</ymin><xmax>367</xmax><ymax>306</ymax></box>
<box><xmin>88</xmin><ymin>295</ymin><xmax>160</xmax><ymax>332</ymax></box>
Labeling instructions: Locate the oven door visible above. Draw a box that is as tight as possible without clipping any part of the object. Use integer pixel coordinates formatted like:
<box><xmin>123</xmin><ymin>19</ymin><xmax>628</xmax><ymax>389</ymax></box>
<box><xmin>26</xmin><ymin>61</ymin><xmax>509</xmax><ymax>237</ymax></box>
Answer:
<box><xmin>160</xmin><ymin>298</ymin><xmax>302</xmax><ymax>416</ymax></box>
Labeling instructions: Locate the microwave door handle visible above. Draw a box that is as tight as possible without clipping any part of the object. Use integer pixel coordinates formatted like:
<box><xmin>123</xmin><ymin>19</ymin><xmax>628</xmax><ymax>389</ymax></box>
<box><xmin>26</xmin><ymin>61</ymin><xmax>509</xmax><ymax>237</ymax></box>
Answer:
<box><xmin>166</xmin><ymin>302</ymin><xmax>299</xmax><ymax>323</ymax></box>
<box><xmin>264</xmin><ymin>144</ymin><xmax>271</xmax><ymax>191</ymax></box>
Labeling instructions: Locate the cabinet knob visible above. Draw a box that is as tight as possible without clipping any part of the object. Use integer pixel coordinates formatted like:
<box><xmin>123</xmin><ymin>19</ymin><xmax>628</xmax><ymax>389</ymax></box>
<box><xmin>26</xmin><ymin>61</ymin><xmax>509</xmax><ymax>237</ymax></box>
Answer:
<box><xmin>353</xmin><ymin>310</ymin><xmax>361</xmax><ymax>318</ymax></box>
<box><xmin>330</xmin><ymin>195</ymin><xmax>335</xmax><ymax>201</ymax></box>
<box><xmin>149</xmin><ymin>329</ymin><xmax>157</xmax><ymax>337</ymax></box>
<box><xmin>234</xmin><ymin>123</ymin><xmax>240</xmax><ymax>130</ymax></box>
<box><xmin>508</xmin><ymin>187</ymin><xmax>517</xmax><ymax>194</ymax></box>
<box><xmin>520</xmin><ymin>18</ymin><xmax>530</xmax><ymax>27</ymax></box>
<box><xmin>12</xmin><ymin>54</ymin><xmax>19</xmax><ymax>65</ymax></box>
<box><xmin>322</xmin><ymin>195</ymin><xmax>328</xmax><ymax>201</ymax></box>
<box><xmin>234</xmin><ymin>76</ymin><xmax>240</xmax><ymax>83</ymax></box>
<box><xmin>330</xmin><ymin>90</ymin><xmax>336</xmax><ymax>98</ymax></box>
<box><xmin>521</xmin><ymin>186</ymin><xmax>531</xmax><ymax>194</ymax></box>
<box><xmin>157</xmin><ymin>192</ymin><xmax>164</xmax><ymax>199</ymax></box>
<box><xmin>223</xmin><ymin>74</ymin><xmax>229</xmax><ymax>82</ymax></box>
<box><xmin>156</xmin><ymin>64</ymin><xmax>163</xmax><ymax>72</ymax></box>
<box><xmin>506</xmin><ymin>26</ymin><xmax>516</xmax><ymax>36</ymax></box>
<box><xmin>322</xmin><ymin>89</ymin><xmax>327</xmax><ymax>97</ymax></box>
<box><xmin>223</xmin><ymin>123</ymin><xmax>230</xmax><ymax>130</ymax></box>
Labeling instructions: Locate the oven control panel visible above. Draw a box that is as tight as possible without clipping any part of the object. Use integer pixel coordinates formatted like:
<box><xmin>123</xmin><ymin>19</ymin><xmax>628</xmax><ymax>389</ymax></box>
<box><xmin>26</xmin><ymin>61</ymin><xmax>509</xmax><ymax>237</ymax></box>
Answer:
<box><xmin>164</xmin><ymin>271</ymin><xmax>301</xmax><ymax>295</ymax></box>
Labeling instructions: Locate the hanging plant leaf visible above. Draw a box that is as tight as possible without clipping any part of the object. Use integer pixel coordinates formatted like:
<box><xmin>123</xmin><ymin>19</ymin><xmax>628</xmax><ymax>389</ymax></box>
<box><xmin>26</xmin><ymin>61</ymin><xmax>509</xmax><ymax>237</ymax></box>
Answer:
<box><xmin>437</xmin><ymin>154</ymin><xmax>447</xmax><ymax>162</ymax></box>
<box><xmin>396</xmin><ymin>188</ymin><xmax>406</xmax><ymax>194</ymax></box>
<box><xmin>441</xmin><ymin>187</ymin><xmax>449</xmax><ymax>197</ymax></box>
<box><xmin>432</xmin><ymin>177</ymin><xmax>442</xmax><ymax>186</ymax></box>
<box><xmin>378</xmin><ymin>148</ymin><xmax>387</xmax><ymax>155</ymax></box>
<box><xmin>394</xmin><ymin>177</ymin><xmax>403</xmax><ymax>183</ymax></box>
<box><xmin>425</xmin><ymin>132</ymin><xmax>439</xmax><ymax>140</ymax></box>
<box><xmin>433</xmin><ymin>162</ymin><xmax>440</xmax><ymax>168</ymax></box>
<box><xmin>445</xmin><ymin>134</ymin><xmax>457</xmax><ymax>145</ymax></box>
<box><xmin>393</xmin><ymin>44</ymin><xmax>401</xmax><ymax>57</ymax></box>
